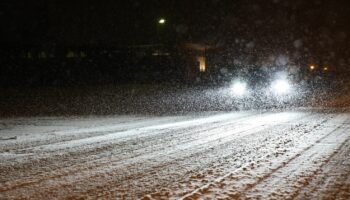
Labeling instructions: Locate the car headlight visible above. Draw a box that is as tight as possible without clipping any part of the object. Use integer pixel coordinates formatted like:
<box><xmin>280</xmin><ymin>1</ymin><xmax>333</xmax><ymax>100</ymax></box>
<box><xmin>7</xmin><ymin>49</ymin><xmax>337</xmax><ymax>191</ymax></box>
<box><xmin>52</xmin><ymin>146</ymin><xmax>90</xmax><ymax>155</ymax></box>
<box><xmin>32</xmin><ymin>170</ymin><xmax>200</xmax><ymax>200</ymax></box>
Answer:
<box><xmin>271</xmin><ymin>79</ymin><xmax>291</xmax><ymax>95</ymax></box>
<box><xmin>231</xmin><ymin>80</ymin><xmax>247</xmax><ymax>96</ymax></box>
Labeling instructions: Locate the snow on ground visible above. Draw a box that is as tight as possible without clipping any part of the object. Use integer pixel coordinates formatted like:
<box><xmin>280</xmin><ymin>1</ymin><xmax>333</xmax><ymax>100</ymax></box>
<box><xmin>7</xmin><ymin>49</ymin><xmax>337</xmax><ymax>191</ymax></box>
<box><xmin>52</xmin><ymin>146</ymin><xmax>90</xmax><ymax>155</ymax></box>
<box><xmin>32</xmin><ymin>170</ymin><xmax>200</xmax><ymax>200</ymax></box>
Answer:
<box><xmin>0</xmin><ymin>109</ymin><xmax>349</xmax><ymax>199</ymax></box>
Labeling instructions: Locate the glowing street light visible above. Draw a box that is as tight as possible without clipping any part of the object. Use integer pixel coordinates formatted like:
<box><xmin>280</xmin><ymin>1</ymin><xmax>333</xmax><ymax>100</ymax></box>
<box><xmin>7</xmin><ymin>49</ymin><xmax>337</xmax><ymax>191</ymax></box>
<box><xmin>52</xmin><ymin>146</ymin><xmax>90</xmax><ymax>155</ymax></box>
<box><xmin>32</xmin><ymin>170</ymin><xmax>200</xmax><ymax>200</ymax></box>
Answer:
<box><xmin>158</xmin><ymin>18</ymin><xmax>166</xmax><ymax>24</ymax></box>
<box><xmin>309</xmin><ymin>65</ymin><xmax>315</xmax><ymax>70</ymax></box>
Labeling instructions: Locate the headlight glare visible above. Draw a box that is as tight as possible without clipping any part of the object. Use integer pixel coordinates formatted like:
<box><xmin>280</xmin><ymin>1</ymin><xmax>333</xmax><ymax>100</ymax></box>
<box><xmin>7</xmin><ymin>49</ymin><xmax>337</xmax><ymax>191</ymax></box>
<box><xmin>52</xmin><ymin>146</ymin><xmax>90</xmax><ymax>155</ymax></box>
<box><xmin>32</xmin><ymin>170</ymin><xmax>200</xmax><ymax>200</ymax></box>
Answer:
<box><xmin>271</xmin><ymin>79</ymin><xmax>291</xmax><ymax>95</ymax></box>
<box><xmin>231</xmin><ymin>81</ymin><xmax>247</xmax><ymax>96</ymax></box>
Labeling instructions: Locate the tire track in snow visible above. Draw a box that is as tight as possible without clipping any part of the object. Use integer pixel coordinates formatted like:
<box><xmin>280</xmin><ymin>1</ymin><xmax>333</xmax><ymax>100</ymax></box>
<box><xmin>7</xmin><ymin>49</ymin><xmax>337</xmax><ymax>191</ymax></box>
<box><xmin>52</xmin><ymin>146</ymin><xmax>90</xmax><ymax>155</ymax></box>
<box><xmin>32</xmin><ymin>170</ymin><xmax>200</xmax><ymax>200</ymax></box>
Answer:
<box><xmin>135</xmin><ymin>113</ymin><xmax>328</xmax><ymax>199</ymax></box>
<box><xmin>0</xmin><ymin>111</ymin><xmax>304</xmax><ymax>198</ymax></box>
<box><xmin>244</xmin><ymin>123</ymin><xmax>350</xmax><ymax>199</ymax></box>
<box><xmin>111</xmin><ymin>112</ymin><xmax>338</xmax><ymax>199</ymax></box>
<box><xmin>0</xmin><ymin>112</ymin><xmax>263</xmax><ymax>190</ymax></box>
<box><xmin>0</xmin><ymin>112</ymin><xmax>257</xmax><ymax>183</ymax></box>
<box><xmin>4</xmin><ymin>112</ymin><xmax>314</xmax><ymax>198</ymax></box>
<box><xmin>0</xmin><ymin>116</ymin><xmax>192</xmax><ymax>152</ymax></box>
<box><xmin>294</xmin><ymin>132</ymin><xmax>350</xmax><ymax>200</ymax></box>
<box><xmin>0</xmin><ymin>111</ymin><xmax>345</xmax><ymax>200</ymax></box>
<box><xmin>84</xmin><ymin>114</ymin><xmax>318</xmax><ymax>199</ymax></box>
<box><xmin>173</xmin><ymin>114</ymin><xmax>335</xmax><ymax>199</ymax></box>
<box><xmin>178</xmin><ymin>113</ymin><xmax>349</xmax><ymax>200</ymax></box>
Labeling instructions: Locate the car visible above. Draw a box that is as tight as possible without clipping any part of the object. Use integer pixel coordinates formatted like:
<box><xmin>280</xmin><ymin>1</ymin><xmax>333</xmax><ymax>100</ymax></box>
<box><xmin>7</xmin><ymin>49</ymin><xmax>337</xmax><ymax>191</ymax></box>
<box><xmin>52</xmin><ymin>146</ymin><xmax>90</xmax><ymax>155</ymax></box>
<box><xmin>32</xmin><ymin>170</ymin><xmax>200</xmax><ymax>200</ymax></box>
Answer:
<box><xmin>227</xmin><ymin>66</ymin><xmax>301</xmax><ymax>108</ymax></box>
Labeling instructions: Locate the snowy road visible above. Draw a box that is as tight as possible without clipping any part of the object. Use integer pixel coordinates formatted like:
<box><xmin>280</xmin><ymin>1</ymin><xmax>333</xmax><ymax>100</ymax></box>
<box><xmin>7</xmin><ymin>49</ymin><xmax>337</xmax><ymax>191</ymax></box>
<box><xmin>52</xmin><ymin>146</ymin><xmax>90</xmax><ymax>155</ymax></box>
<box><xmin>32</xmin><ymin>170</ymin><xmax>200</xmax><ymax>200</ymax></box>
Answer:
<box><xmin>0</xmin><ymin>109</ymin><xmax>349</xmax><ymax>199</ymax></box>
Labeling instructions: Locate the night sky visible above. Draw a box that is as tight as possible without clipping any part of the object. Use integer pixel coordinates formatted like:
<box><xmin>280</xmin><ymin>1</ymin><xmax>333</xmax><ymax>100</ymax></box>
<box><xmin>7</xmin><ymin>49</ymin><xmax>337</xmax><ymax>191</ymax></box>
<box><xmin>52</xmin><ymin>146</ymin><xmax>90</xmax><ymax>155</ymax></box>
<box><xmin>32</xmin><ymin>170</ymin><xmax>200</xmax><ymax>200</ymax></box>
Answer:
<box><xmin>2</xmin><ymin>0</ymin><xmax>350</xmax><ymax>47</ymax></box>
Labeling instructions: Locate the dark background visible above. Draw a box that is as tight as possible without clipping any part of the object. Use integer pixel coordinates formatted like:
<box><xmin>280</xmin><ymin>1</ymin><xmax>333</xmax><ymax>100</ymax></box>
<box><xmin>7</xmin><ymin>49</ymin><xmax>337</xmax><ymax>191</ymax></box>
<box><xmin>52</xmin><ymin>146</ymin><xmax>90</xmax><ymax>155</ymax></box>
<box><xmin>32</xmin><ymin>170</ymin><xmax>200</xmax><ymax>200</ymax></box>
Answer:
<box><xmin>1</xmin><ymin>0</ymin><xmax>350</xmax><ymax>87</ymax></box>
<box><xmin>1</xmin><ymin>0</ymin><xmax>350</xmax><ymax>45</ymax></box>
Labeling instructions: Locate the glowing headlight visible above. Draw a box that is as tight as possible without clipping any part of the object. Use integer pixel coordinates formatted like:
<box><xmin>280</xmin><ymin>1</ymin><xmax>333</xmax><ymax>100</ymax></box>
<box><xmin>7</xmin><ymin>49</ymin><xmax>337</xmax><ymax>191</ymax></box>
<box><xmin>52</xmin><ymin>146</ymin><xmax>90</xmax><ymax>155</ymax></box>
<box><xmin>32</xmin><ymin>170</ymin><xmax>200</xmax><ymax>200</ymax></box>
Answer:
<box><xmin>231</xmin><ymin>81</ymin><xmax>247</xmax><ymax>96</ymax></box>
<box><xmin>271</xmin><ymin>79</ymin><xmax>291</xmax><ymax>95</ymax></box>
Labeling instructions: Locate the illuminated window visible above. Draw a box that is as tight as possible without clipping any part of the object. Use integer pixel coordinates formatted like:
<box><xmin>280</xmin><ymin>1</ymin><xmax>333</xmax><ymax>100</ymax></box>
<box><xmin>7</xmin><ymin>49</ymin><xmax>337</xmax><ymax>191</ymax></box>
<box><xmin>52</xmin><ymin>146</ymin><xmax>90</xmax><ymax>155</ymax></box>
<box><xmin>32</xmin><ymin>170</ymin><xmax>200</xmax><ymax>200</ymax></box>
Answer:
<box><xmin>197</xmin><ymin>56</ymin><xmax>206</xmax><ymax>72</ymax></box>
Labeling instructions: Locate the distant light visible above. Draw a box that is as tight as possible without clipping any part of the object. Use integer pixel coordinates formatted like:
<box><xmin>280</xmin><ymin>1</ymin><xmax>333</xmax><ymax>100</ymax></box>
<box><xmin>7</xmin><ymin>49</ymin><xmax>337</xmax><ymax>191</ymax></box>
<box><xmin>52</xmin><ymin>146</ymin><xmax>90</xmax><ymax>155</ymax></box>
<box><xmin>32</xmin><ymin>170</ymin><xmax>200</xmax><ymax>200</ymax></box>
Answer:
<box><xmin>158</xmin><ymin>18</ymin><xmax>166</xmax><ymax>24</ymax></box>
<box><xmin>323</xmin><ymin>66</ymin><xmax>329</xmax><ymax>71</ymax></box>
<box><xmin>231</xmin><ymin>81</ymin><xmax>247</xmax><ymax>96</ymax></box>
<box><xmin>271</xmin><ymin>79</ymin><xmax>291</xmax><ymax>95</ymax></box>
<box><xmin>309</xmin><ymin>65</ymin><xmax>315</xmax><ymax>70</ymax></box>
<box><xmin>197</xmin><ymin>56</ymin><xmax>206</xmax><ymax>72</ymax></box>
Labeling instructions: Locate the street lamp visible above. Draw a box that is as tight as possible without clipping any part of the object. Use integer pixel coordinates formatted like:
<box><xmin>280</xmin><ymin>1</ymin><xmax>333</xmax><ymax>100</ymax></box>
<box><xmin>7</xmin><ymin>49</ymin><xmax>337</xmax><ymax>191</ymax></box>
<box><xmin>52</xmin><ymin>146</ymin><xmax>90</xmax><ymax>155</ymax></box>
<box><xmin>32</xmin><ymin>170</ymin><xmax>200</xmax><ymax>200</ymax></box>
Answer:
<box><xmin>158</xmin><ymin>18</ymin><xmax>166</xmax><ymax>24</ymax></box>
<box><xmin>156</xmin><ymin>17</ymin><xmax>166</xmax><ymax>43</ymax></box>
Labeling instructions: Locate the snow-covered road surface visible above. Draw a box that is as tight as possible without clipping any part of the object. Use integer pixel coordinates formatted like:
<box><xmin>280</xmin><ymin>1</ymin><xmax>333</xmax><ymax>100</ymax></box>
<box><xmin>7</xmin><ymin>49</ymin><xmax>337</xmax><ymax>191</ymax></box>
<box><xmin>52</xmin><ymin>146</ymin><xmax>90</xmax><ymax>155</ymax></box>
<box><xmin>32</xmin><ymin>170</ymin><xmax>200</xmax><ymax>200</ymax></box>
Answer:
<box><xmin>0</xmin><ymin>109</ymin><xmax>349</xmax><ymax>199</ymax></box>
